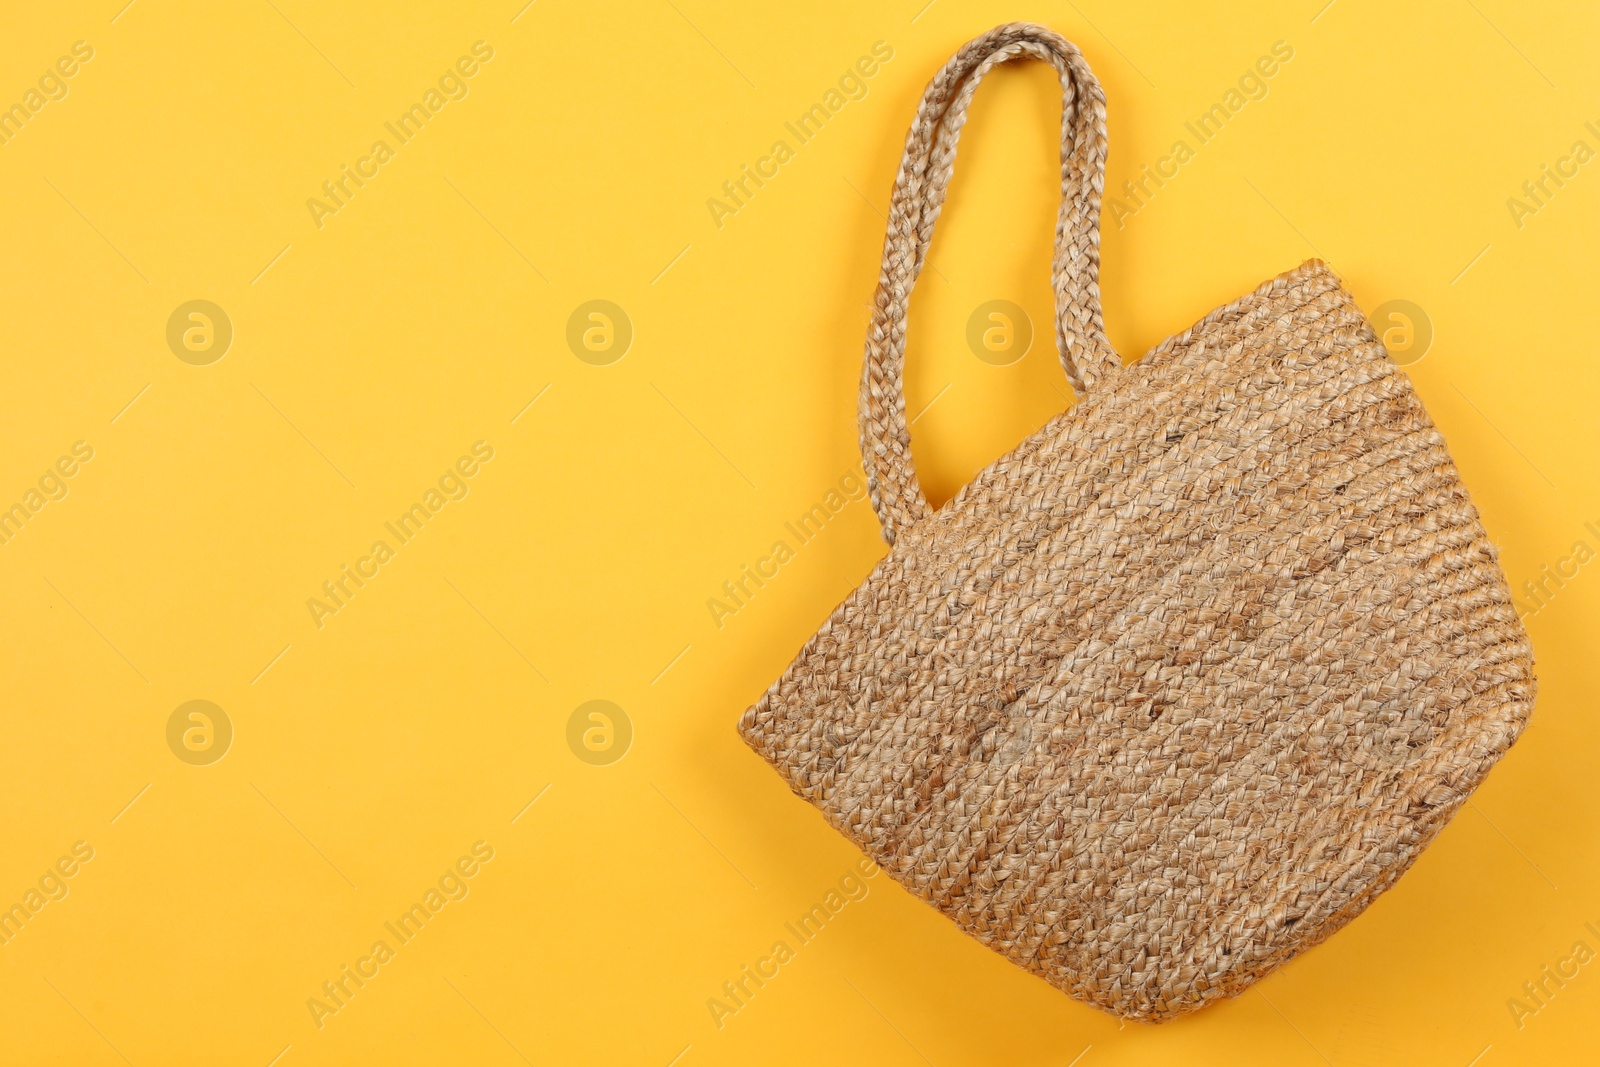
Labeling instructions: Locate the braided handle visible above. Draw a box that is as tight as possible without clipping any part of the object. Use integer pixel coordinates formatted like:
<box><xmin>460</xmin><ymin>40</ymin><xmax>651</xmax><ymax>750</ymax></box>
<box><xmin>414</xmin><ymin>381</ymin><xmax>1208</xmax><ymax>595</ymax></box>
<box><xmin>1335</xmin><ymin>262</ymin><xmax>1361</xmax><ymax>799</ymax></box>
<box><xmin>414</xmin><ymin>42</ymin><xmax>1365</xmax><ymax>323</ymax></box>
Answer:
<box><xmin>859</xmin><ymin>23</ymin><xmax>1120</xmax><ymax>545</ymax></box>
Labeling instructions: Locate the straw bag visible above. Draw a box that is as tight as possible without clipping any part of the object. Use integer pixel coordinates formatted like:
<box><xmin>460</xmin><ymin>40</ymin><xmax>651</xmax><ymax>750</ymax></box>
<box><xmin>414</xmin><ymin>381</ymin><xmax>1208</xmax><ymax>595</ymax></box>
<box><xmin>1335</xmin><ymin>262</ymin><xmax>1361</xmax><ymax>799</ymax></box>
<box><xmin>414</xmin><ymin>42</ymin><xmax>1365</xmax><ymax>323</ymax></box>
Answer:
<box><xmin>737</xmin><ymin>22</ymin><xmax>1536</xmax><ymax>1020</ymax></box>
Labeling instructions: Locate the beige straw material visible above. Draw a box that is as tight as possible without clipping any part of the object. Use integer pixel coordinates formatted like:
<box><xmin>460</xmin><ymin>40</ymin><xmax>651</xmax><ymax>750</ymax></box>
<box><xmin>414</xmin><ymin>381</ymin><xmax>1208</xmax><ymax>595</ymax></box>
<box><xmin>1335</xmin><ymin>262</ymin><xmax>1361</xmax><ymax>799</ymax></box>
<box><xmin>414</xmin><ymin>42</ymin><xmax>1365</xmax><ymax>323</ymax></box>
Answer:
<box><xmin>738</xmin><ymin>22</ymin><xmax>1536</xmax><ymax>1021</ymax></box>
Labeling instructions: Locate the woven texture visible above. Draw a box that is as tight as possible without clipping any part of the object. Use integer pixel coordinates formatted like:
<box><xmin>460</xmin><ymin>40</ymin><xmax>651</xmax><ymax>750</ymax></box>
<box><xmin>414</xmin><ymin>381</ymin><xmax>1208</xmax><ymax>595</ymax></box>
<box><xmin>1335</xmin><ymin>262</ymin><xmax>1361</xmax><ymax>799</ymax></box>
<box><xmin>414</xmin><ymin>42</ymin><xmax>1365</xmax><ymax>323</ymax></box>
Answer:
<box><xmin>738</xmin><ymin>23</ymin><xmax>1536</xmax><ymax>1021</ymax></box>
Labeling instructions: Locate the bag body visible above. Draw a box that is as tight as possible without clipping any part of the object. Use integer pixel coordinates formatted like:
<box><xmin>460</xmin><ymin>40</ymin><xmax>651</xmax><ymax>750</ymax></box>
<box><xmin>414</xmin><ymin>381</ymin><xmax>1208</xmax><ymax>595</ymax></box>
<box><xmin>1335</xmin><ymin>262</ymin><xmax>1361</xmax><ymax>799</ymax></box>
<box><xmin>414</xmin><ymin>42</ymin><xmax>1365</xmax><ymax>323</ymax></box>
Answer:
<box><xmin>738</xmin><ymin>23</ymin><xmax>1535</xmax><ymax>1021</ymax></box>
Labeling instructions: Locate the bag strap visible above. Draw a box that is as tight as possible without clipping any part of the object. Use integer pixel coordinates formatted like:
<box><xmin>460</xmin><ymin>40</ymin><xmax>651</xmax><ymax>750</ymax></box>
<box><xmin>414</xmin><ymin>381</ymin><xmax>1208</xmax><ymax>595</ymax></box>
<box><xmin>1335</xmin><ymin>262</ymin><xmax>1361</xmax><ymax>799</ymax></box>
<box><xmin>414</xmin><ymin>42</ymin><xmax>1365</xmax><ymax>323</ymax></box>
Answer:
<box><xmin>859</xmin><ymin>23</ymin><xmax>1120</xmax><ymax>545</ymax></box>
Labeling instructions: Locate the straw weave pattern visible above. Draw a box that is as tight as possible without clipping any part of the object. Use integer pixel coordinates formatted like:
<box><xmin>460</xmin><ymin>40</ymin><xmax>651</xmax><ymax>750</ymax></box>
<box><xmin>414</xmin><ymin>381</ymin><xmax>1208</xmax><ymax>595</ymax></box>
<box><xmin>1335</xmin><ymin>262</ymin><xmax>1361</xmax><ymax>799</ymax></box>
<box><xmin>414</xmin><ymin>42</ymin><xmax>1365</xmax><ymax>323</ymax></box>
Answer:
<box><xmin>739</xmin><ymin>23</ymin><xmax>1535</xmax><ymax>1021</ymax></box>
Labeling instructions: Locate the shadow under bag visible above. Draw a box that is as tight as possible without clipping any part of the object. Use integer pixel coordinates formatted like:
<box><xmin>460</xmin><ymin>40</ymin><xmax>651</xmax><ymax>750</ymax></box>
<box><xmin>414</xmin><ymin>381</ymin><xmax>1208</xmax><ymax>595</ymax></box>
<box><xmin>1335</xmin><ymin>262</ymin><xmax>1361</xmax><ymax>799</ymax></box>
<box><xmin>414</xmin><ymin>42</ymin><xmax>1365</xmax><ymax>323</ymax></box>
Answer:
<box><xmin>738</xmin><ymin>22</ymin><xmax>1536</xmax><ymax>1020</ymax></box>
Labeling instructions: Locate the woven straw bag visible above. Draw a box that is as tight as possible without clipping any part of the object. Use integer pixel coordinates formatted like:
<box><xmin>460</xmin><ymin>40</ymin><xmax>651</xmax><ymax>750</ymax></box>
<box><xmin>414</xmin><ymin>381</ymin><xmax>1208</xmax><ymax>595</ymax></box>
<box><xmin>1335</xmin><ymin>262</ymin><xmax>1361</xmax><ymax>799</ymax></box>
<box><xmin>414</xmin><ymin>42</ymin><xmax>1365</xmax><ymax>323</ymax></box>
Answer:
<box><xmin>738</xmin><ymin>23</ymin><xmax>1535</xmax><ymax>1020</ymax></box>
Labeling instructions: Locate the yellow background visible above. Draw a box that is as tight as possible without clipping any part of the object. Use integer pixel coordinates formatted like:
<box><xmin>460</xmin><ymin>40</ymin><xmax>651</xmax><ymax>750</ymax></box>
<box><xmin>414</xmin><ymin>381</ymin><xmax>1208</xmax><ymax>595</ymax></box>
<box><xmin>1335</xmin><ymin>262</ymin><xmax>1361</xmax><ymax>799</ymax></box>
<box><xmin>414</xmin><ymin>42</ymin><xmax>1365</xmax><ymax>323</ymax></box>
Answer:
<box><xmin>2</xmin><ymin>0</ymin><xmax>1596</xmax><ymax>1063</ymax></box>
